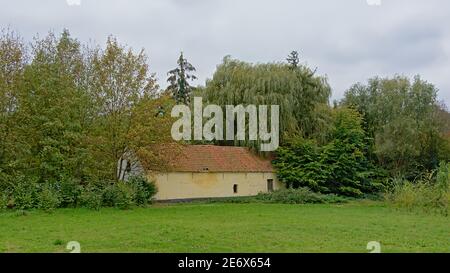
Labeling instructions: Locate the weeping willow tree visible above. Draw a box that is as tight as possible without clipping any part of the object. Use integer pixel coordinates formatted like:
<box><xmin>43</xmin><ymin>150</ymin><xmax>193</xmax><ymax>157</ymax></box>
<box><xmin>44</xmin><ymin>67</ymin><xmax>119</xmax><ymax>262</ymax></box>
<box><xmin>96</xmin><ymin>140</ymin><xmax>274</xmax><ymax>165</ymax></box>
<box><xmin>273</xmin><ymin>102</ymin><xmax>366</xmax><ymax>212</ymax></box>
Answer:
<box><xmin>200</xmin><ymin>56</ymin><xmax>331</xmax><ymax>151</ymax></box>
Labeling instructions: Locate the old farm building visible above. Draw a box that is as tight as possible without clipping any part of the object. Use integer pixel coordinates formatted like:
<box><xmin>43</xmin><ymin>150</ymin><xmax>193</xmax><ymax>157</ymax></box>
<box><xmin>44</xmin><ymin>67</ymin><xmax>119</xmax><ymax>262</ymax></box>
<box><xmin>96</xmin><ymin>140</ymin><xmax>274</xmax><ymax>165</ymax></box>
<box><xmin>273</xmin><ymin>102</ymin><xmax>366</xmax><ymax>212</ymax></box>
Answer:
<box><xmin>119</xmin><ymin>145</ymin><xmax>282</xmax><ymax>201</ymax></box>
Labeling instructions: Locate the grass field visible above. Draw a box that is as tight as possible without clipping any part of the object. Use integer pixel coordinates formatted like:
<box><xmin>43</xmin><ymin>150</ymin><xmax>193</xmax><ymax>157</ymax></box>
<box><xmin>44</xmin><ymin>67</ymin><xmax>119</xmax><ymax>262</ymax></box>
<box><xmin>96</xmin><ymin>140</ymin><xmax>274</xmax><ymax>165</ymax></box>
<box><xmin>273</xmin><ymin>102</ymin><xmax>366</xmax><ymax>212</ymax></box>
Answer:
<box><xmin>0</xmin><ymin>202</ymin><xmax>448</xmax><ymax>253</ymax></box>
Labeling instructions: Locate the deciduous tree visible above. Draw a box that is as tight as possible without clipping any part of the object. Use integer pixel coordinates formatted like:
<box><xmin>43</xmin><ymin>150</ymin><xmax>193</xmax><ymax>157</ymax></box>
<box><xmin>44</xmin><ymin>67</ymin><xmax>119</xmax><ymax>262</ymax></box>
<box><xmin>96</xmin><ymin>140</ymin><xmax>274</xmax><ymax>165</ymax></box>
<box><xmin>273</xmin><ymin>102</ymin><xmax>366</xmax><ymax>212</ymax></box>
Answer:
<box><xmin>89</xmin><ymin>36</ymin><xmax>160</xmax><ymax>181</ymax></box>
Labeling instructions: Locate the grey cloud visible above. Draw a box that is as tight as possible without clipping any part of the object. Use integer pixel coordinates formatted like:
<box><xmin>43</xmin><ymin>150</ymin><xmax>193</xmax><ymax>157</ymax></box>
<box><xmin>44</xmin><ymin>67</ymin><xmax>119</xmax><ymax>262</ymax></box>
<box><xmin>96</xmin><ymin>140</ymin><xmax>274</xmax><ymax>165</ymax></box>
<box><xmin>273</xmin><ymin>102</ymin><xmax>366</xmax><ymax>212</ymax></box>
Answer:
<box><xmin>1</xmin><ymin>0</ymin><xmax>449</xmax><ymax>104</ymax></box>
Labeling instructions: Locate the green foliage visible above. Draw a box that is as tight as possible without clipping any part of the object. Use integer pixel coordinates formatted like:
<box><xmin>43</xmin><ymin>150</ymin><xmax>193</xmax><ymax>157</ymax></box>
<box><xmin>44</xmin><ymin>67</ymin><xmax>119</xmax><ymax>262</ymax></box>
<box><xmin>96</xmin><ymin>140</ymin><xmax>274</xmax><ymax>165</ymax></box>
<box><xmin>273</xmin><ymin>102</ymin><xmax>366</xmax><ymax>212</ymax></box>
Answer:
<box><xmin>36</xmin><ymin>183</ymin><xmax>61</xmax><ymax>211</ymax></box>
<box><xmin>0</xmin><ymin>29</ymin><xmax>25</xmax><ymax>176</ymax></box>
<box><xmin>0</xmin><ymin>173</ymin><xmax>157</xmax><ymax>211</ymax></box>
<box><xmin>127</xmin><ymin>175</ymin><xmax>157</xmax><ymax>206</ymax></box>
<box><xmin>201</xmin><ymin>56</ymin><xmax>331</xmax><ymax>150</ymax></box>
<box><xmin>100</xmin><ymin>182</ymin><xmax>134</xmax><ymax>209</ymax></box>
<box><xmin>2</xmin><ymin>27</ymin><xmax>450</xmax><ymax>211</ymax></box>
<box><xmin>101</xmin><ymin>183</ymin><xmax>118</xmax><ymax>207</ymax></box>
<box><xmin>89</xmin><ymin>36</ymin><xmax>160</xmax><ymax>181</ymax></box>
<box><xmin>167</xmin><ymin>52</ymin><xmax>197</xmax><ymax>105</ymax></box>
<box><xmin>0</xmin><ymin>192</ymin><xmax>8</xmax><ymax>210</ymax></box>
<box><xmin>100</xmin><ymin>176</ymin><xmax>157</xmax><ymax>209</ymax></box>
<box><xmin>436</xmin><ymin>161</ymin><xmax>450</xmax><ymax>193</ymax></box>
<box><xmin>14</xmin><ymin>30</ymin><xmax>91</xmax><ymax>183</ymax></box>
<box><xmin>11</xmin><ymin>176</ymin><xmax>38</xmax><ymax>210</ymax></box>
<box><xmin>0</xmin><ymin>28</ymin><xmax>173</xmax><ymax>211</ymax></box>
<box><xmin>207</xmin><ymin>188</ymin><xmax>348</xmax><ymax>204</ymax></box>
<box><xmin>79</xmin><ymin>186</ymin><xmax>103</xmax><ymax>210</ymax></box>
<box><xmin>286</xmin><ymin>50</ymin><xmax>300</xmax><ymax>69</ymax></box>
<box><xmin>342</xmin><ymin>75</ymin><xmax>447</xmax><ymax>178</ymax></box>
<box><xmin>57</xmin><ymin>176</ymin><xmax>82</xmax><ymax>208</ymax></box>
<box><xmin>113</xmin><ymin>181</ymin><xmax>135</xmax><ymax>210</ymax></box>
<box><xmin>274</xmin><ymin>108</ymin><xmax>386</xmax><ymax>197</ymax></box>
<box><xmin>385</xmin><ymin>162</ymin><xmax>449</xmax><ymax>216</ymax></box>
<box><xmin>255</xmin><ymin>188</ymin><xmax>348</xmax><ymax>204</ymax></box>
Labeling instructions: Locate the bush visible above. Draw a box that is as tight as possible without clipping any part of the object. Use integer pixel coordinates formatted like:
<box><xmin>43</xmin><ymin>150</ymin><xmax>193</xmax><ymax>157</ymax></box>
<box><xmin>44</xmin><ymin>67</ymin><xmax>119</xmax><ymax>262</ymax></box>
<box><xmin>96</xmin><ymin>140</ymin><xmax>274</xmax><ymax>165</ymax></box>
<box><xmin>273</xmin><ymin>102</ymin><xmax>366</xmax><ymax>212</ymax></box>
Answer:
<box><xmin>113</xmin><ymin>181</ymin><xmax>135</xmax><ymax>210</ymax></box>
<box><xmin>11</xmin><ymin>176</ymin><xmax>39</xmax><ymax>210</ymax></box>
<box><xmin>36</xmin><ymin>183</ymin><xmax>61</xmax><ymax>211</ymax></box>
<box><xmin>208</xmin><ymin>188</ymin><xmax>349</xmax><ymax>204</ymax></box>
<box><xmin>0</xmin><ymin>192</ymin><xmax>9</xmax><ymax>211</ymax></box>
<box><xmin>273</xmin><ymin>108</ymin><xmax>387</xmax><ymax>197</ymax></box>
<box><xmin>79</xmin><ymin>186</ymin><xmax>103</xmax><ymax>210</ymax></box>
<box><xmin>385</xmin><ymin>162</ymin><xmax>449</xmax><ymax>216</ymax></box>
<box><xmin>101</xmin><ymin>176</ymin><xmax>157</xmax><ymax>209</ymax></box>
<box><xmin>127</xmin><ymin>175</ymin><xmax>157</xmax><ymax>206</ymax></box>
<box><xmin>256</xmin><ymin>188</ymin><xmax>348</xmax><ymax>204</ymax></box>
<box><xmin>207</xmin><ymin>196</ymin><xmax>256</xmax><ymax>204</ymax></box>
<box><xmin>57</xmin><ymin>176</ymin><xmax>82</xmax><ymax>208</ymax></box>
<box><xmin>320</xmin><ymin>193</ymin><xmax>352</xmax><ymax>204</ymax></box>
<box><xmin>101</xmin><ymin>181</ymin><xmax>135</xmax><ymax>210</ymax></box>
<box><xmin>102</xmin><ymin>183</ymin><xmax>118</xmax><ymax>207</ymax></box>
<box><xmin>0</xmin><ymin>174</ymin><xmax>157</xmax><ymax>211</ymax></box>
<box><xmin>256</xmin><ymin>188</ymin><xmax>323</xmax><ymax>204</ymax></box>
<box><xmin>0</xmin><ymin>171</ymin><xmax>11</xmax><ymax>192</ymax></box>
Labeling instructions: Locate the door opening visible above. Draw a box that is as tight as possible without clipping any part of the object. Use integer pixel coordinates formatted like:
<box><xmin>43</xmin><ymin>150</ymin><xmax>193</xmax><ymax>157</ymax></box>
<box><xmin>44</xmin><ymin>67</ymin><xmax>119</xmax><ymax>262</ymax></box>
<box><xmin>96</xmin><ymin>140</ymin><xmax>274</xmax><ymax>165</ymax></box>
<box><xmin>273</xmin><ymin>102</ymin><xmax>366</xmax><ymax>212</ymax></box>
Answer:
<box><xmin>267</xmin><ymin>179</ymin><xmax>274</xmax><ymax>192</ymax></box>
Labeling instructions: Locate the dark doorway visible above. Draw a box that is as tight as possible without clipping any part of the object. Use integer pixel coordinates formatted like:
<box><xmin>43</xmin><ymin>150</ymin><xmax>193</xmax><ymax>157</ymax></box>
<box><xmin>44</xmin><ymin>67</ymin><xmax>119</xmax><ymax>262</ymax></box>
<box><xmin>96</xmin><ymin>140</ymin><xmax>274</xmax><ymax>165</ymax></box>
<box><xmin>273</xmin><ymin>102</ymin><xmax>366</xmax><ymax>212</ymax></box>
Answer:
<box><xmin>267</xmin><ymin>179</ymin><xmax>274</xmax><ymax>192</ymax></box>
<box><xmin>233</xmin><ymin>184</ymin><xmax>238</xmax><ymax>194</ymax></box>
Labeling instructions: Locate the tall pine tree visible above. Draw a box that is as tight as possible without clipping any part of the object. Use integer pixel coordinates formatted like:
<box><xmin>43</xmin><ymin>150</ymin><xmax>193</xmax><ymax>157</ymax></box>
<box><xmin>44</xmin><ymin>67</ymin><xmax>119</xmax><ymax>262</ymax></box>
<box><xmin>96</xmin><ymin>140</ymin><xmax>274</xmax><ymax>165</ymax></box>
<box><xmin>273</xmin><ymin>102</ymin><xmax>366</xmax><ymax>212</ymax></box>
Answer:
<box><xmin>167</xmin><ymin>52</ymin><xmax>197</xmax><ymax>105</ymax></box>
<box><xmin>286</xmin><ymin>50</ymin><xmax>300</xmax><ymax>69</ymax></box>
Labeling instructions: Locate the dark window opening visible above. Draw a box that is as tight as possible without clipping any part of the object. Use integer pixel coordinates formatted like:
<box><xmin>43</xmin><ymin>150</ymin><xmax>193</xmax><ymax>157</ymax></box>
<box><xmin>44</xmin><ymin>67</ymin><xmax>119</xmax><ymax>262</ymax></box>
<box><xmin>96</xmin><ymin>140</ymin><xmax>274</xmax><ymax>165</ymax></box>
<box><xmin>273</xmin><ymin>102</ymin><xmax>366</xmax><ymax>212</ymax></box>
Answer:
<box><xmin>125</xmin><ymin>161</ymin><xmax>132</xmax><ymax>173</ymax></box>
<box><xmin>233</xmin><ymin>184</ymin><xmax>238</xmax><ymax>194</ymax></box>
<box><xmin>267</xmin><ymin>179</ymin><xmax>274</xmax><ymax>192</ymax></box>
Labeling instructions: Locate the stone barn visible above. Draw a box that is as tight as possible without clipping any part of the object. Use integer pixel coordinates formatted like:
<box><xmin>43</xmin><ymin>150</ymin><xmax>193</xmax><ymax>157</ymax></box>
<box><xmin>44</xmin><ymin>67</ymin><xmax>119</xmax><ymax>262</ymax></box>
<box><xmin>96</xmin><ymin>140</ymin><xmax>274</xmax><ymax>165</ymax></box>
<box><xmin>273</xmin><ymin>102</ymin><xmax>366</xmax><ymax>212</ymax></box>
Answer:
<box><xmin>135</xmin><ymin>145</ymin><xmax>283</xmax><ymax>201</ymax></box>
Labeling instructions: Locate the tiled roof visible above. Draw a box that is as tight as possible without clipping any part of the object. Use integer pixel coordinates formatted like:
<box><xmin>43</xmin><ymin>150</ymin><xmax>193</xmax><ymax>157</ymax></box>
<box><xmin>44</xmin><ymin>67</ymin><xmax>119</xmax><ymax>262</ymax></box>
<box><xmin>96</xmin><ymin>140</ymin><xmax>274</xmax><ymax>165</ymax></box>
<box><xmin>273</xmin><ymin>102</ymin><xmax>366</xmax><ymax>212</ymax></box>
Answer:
<box><xmin>147</xmin><ymin>145</ymin><xmax>274</xmax><ymax>173</ymax></box>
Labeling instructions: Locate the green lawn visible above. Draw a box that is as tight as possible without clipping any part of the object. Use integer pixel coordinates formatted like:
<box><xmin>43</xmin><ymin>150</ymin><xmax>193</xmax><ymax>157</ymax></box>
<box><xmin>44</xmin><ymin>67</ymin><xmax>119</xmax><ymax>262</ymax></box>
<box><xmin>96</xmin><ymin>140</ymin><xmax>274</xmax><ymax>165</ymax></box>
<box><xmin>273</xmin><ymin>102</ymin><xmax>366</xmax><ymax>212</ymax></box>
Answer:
<box><xmin>0</xmin><ymin>202</ymin><xmax>448</xmax><ymax>253</ymax></box>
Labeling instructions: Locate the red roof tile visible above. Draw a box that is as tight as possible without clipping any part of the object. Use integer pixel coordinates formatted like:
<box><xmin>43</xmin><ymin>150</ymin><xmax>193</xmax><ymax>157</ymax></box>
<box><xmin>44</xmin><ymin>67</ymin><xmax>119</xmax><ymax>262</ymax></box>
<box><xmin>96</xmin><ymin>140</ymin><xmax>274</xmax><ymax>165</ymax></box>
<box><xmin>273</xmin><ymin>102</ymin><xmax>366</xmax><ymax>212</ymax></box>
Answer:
<box><xmin>148</xmin><ymin>145</ymin><xmax>274</xmax><ymax>173</ymax></box>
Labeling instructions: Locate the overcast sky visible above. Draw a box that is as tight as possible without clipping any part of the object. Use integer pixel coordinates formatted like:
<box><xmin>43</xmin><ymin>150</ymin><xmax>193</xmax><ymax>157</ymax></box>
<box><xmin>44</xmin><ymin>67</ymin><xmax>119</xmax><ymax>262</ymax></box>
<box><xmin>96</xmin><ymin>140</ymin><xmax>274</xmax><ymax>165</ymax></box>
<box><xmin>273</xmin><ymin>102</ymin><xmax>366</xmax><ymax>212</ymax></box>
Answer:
<box><xmin>1</xmin><ymin>0</ymin><xmax>449</xmax><ymax>105</ymax></box>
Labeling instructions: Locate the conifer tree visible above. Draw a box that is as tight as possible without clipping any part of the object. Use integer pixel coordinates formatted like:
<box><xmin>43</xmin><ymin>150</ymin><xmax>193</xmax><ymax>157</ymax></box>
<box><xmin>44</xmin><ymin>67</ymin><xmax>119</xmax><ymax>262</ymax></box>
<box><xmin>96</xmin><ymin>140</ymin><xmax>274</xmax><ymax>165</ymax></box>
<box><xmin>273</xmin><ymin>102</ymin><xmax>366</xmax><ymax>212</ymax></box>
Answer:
<box><xmin>286</xmin><ymin>50</ymin><xmax>300</xmax><ymax>69</ymax></box>
<box><xmin>167</xmin><ymin>52</ymin><xmax>197</xmax><ymax>104</ymax></box>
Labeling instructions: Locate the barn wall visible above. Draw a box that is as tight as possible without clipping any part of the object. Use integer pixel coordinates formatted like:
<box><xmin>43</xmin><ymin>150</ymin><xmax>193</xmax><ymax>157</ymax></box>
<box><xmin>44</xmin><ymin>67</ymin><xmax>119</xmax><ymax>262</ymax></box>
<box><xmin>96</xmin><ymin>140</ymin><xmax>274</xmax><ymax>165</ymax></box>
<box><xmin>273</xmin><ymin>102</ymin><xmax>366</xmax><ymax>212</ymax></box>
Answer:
<box><xmin>149</xmin><ymin>172</ymin><xmax>283</xmax><ymax>200</ymax></box>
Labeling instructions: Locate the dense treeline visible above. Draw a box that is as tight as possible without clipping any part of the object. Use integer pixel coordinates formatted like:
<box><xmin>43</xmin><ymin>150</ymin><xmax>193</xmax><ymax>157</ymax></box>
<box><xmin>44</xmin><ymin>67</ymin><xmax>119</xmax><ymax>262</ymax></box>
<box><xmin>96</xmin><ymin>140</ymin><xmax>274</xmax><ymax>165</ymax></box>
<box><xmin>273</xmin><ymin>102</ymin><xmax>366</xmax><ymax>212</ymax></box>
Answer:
<box><xmin>201</xmin><ymin>56</ymin><xmax>331</xmax><ymax>149</ymax></box>
<box><xmin>1</xmin><ymin>28</ymin><xmax>449</xmax><ymax>211</ymax></box>
<box><xmin>0</xmin><ymin>29</ymin><xmax>175</xmax><ymax>210</ymax></box>
<box><xmin>273</xmin><ymin>108</ymin><xmax>386</xmax><ymax>197</ymax></box>
<box><xmin>201</xmin><ymin>56</ymin><xmax>450</xmax><ymax>202</ymax></box>
<box><xmin>342</xmin><ymin>76</ymin><xmax>449</xmax><ymax>178</ymax></box>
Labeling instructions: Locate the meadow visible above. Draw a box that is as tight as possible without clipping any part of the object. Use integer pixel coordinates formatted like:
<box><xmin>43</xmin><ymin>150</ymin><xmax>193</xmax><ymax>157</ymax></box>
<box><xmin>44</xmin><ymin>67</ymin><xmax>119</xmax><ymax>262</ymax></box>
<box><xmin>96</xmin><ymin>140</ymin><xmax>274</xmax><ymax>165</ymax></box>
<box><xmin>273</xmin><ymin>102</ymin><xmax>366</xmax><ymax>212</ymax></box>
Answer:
<box><xmin>0</xmin><ymin>202</ymin><xmax>448</xmax><ymax>253</ymax></box>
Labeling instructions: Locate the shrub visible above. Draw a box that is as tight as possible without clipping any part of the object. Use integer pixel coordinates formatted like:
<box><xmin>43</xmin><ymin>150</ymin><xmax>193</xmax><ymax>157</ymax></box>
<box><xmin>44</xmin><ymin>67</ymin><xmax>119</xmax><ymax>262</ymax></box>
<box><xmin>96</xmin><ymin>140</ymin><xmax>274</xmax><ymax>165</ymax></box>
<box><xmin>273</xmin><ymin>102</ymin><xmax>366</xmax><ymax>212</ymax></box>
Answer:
<box><xmin>207</xmin><ymin>196</ymin><xmax>256</xmax><ymax>204</ymax></box>
<box><xmin>436</xmin><ymin>162</ymin><xmax>449</xmax><ymax>194</ymax></box>
<box><xmin>320</xmin><ymin>193</ymin><xmax>352</xmax><ymax>204</ymax></box>
<box><xmin>0</xmin><ymin>171</ymin><xmax>11</xmax><ymax>192</ymax></box>
<box><xmin>11</xmin><ymin>176</ymin><xmax>39</xmax><ymax>210</ymax></box>
<box><xmin>0</xmin><ymin>174</ymin><xmax>157</xmax><ymax>211</ymax></box>
<box><xmin>0</xmin><ymin>192</ymin><xmax>9</xmax><ymax>211</ymax></box>
<box><xmin>208</xmin><ymin>187</ymin><xmax>349</xmax><ymax>204</ymax></box>
<box><xmin>127</xmin><ymin>175</ymin><xmax>157</xmax><ymax>206</ymax></box>
<box><xmin>36</xmin><ymin>183</ymin><xmax>61</xmax><ymax>211</ymax></box>
<box><xmin>209</xmin><ymin>188</ymin><xmax>349</xmax><ymax>204</ymax></box>
<box><xmin>57</xmin><ymin>176</ymin><xmax>82</xmax><ymax>208</ymax></box>
<box><xmin>79</xmin><ymin>186</ymin><xmax>103</xmax><ymax>210</ymax></box>
<box><xmin>102</xmin><ymin>183</ymin><xmax>118</xmax><ymax>207</ymax></box>
<box><xmin>256</xmin><ymin>188</ymin><xmax>323</xmax><ymax>204</ymax></box>
<box><xmin>101</xmin><ymin>181</ymin><xmax>134</xmax><ymax>209</ymax></box>
<box><xmin>274</xmin><ymin>108</ymin><xmax>387</xmax><ymax>197</ymax></box>
<box><xmin>113</xmin><ymin>181</ymin><xmax>135</xmax><ymax>210</ymax></box>
<box><xmin>256</xmin><ymin>188</ymin><xmax>348</xmax><ymax>204</ymax></box>
<box><xmin>385</xmin><ymin>162</ymin><xmax>449</xmax><ymax>216</ymax></box>
<box><xmin>79</xmin><ymin>177</ymin><xmax>157</xmax><ymax>210</ymax></box>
